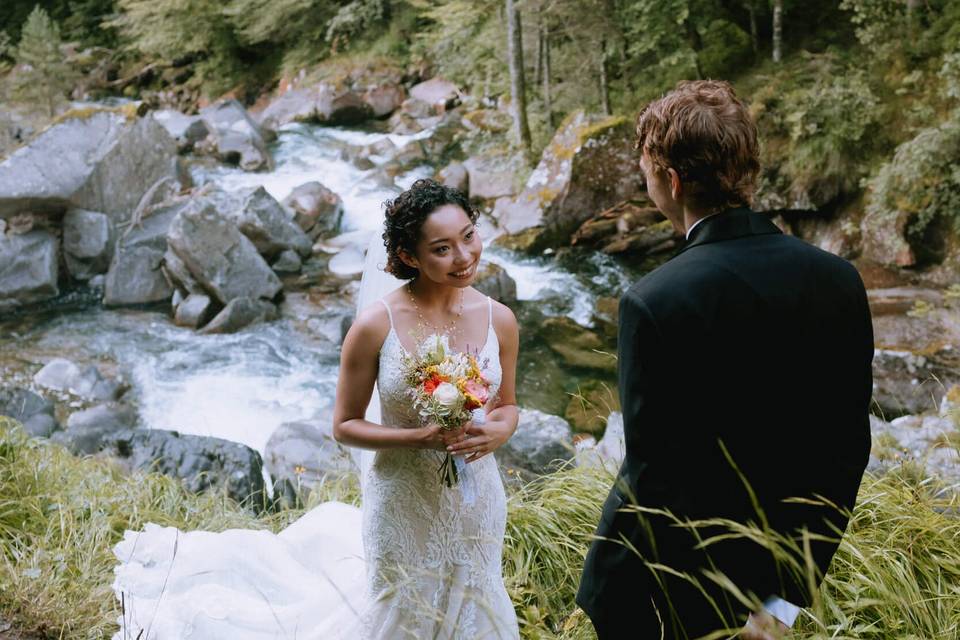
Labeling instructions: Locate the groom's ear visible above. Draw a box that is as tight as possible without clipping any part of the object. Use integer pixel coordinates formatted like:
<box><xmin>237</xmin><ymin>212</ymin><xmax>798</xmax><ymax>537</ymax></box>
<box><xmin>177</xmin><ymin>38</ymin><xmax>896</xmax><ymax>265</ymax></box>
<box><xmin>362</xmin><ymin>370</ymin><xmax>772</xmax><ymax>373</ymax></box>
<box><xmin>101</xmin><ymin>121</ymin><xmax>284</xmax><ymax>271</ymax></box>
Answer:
<box><xmin>667</xmin><ymin>167</ymin><xmax>683</xmax><ymax>201</ymax></box>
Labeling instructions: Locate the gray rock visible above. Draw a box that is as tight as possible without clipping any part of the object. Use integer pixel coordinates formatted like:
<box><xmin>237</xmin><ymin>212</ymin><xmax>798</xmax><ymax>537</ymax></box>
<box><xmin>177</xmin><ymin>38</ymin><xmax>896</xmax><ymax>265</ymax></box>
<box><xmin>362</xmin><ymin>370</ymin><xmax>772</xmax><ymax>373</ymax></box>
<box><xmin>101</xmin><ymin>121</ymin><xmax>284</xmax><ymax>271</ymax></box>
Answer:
<box><xmin>161</xmin><ymin>247</ymin><xmax>203</xmax><ymax>294</ymax></box>
<box><xmin>282</xmin><ymin>181</ymin><xmax>344</xmax><ymax>239</ymax></box>
<box><xmin>103</xmin><ymin>428</ymin><xmax>266</xmax><ymax>511</ymax></box>
<box><xmin>498</xmin><ymin>408</ymin><xmax>574</xmax><ymax>475</ymax></box>
<box><xmin>53</xmin><ymin>402</ymin><xmax>138</xmax><ymax>454</ymax></box>
<box><xmin>305</xmin><ymin>306</ymin><xmax>355</xmax><ymax>346</ymax></box>
<box><xmin>437</xmin><ymin>161</ymin><xmax>469</xmax><ymax>193</ymax></box>
<box><xmin>167</xmin><ymin>201</ymin><xmax>282</xmax><ymax>306</ymax></box>
<box><xmin>173</xmin><ymin>293</ymin><xmax>214</xmax><ymax>329</ymax></box>
<box><xmin>34</xmin><ymin>357</ymin><xmax>124</xmax><ymax>402</ymax></box>
<box><xmin>472</xmin><ymin>261</ymin><xmax>517</xmax><ymax>305</ymax></box>
<box><xmin>103</xmin><ymin>199</ymin><xmax>183</xmax><ymax>306</ymax></box>
<box><xmin>0</xmin><ymin>229</ymin><xmax>58</xmax><ymax>310</ymax></box>
<box><xmin>199</xmin><ymin>296</ymin><xmax>278</xmax><ymax>334</ymax></box>
<box><xmin>259</xmin><ymin>84</ymin><xmax>374</xmax><ymax>132</ymax></box>
<box><xmin>62</xmin><ymin>208</ymin><xmax>113</xmax><ymax>280</ymax></box>
<box><xmin>228</xmin><ymin>187</ymin><xmax>312</xmax><ymax>259</ymax></box>
<box><xmin>264</xmin><ymin>413</ymin><xmax>357</xmax><ymax>492</ymax></box>
<box><xmin>464</xmin><ymin>156</ymin><xmax>517</xmax><ymax>200</ymax></box>
<box><xmin>0</xmin><ymin>387</ymin><xmax>58</xmax><ymax>437</ymax></box>
<box><xmin>199</xmin><ymin>100</ymin><xmax>274</xmax><ymax>172</ymax></box>
<box><xmin>271</xmin><ymin>249</ymin><xmax>302</xmax><ymax>273</ymax></box>
<box><xmin>869</xmin><ymin>412</ymin><xmax>960</xmax><ymax>485</ymax></box>
<box><xmin>363</xmin><ymin>84</ymin><xmax>406</xmax><ymax>119</ymax></box>
<box><xmin>0</xmin><ymin>109</ymin><xmax>178</xmax><ymax>224</ymax></box>
<box><xmin>23</xmin><ymin>413</ymin><xmax>58</xmax><ymax>438</ymax></box>
<box><xmin>152</xmin><ymin>109</ymin><xmax>211</xmax><ymax>151</ymax></box>
<box><xmin>872</xmin><ymin>349</ymin><xmax>959</xmax><ymax>418</ymax></box>
<box><xmin>409</xmin><ymin>78</ymin><xmax>460</xmax><ymax>113</ymax></box>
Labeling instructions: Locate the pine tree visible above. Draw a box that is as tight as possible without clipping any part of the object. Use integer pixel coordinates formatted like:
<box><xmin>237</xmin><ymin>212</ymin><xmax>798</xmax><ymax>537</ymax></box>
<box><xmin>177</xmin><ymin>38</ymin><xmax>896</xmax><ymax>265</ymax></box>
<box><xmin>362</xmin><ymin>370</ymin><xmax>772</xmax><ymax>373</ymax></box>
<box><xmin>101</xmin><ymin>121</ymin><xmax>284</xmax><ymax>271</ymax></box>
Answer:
<box><xmin>13</xmin><ymin>6</ymin><xmax>77</xmax><ymax>117</ymax></box>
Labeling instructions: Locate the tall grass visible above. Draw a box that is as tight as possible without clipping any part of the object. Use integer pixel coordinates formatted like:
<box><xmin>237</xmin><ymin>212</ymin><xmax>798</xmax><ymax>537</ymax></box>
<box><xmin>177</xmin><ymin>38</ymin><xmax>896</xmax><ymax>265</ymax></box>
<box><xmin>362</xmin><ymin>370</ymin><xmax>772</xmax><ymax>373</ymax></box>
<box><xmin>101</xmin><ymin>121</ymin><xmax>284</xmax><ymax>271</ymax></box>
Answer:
<box><xmin>2</xmin><ymin>415</ymin><xmax>959</xmax><ymax>639</ymax></box>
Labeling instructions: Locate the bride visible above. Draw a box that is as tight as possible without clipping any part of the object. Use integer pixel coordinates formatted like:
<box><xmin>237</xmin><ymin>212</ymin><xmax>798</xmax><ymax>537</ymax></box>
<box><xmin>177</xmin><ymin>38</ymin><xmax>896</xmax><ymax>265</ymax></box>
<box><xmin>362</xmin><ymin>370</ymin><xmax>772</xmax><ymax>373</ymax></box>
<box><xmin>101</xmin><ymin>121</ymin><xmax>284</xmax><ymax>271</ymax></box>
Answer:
<box><xmin>110</xmin><ymin>178</ymin><xmax>521</xmax><ymax>640</ymax></box>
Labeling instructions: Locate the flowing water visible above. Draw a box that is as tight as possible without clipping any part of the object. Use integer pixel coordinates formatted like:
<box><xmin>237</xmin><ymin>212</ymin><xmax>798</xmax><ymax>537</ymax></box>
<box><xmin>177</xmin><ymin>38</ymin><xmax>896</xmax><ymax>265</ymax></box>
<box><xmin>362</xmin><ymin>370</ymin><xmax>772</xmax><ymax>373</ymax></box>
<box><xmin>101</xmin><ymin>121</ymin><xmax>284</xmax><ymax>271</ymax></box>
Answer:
<box><xmin>1</xmin><ymin>118</ymin><xmax>641</xmax><ymax>474</ymax></box>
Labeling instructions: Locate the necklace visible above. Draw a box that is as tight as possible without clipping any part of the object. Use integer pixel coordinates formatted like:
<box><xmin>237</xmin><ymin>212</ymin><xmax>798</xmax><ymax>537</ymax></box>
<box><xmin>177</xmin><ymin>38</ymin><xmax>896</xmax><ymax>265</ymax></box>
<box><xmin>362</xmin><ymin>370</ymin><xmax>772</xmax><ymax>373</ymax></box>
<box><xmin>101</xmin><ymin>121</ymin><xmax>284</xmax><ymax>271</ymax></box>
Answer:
<box><xmin>406</xmin><ymin>282</ymin><xmax>465</xmax><ymax>340</ymax></box>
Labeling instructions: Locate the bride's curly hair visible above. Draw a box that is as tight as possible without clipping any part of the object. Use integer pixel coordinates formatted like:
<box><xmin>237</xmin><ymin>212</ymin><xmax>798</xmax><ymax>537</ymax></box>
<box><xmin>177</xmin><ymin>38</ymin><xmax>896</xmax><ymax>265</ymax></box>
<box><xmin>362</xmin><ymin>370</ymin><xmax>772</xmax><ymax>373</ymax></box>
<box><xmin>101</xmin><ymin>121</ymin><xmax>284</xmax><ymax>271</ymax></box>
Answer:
<box><xmin>382</xmin><ymin>178</ymin><xmax>479</xmax><ymax>280</ymax></box>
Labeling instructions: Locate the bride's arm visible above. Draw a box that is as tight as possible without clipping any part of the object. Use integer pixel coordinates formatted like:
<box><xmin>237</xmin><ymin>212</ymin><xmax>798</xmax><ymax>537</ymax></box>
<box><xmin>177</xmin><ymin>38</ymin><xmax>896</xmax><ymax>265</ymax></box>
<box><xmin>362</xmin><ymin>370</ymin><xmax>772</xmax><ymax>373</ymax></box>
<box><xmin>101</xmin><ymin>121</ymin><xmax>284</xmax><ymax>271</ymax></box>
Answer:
<box><xmin>449</xmin><ymin>301</ymin><xmax>520</xmax><ymax>463</ymax></box>
<box><xmin>332</xmin><ymin>305</ymin><xmax>441</xmax><ymax>450</ymax></box>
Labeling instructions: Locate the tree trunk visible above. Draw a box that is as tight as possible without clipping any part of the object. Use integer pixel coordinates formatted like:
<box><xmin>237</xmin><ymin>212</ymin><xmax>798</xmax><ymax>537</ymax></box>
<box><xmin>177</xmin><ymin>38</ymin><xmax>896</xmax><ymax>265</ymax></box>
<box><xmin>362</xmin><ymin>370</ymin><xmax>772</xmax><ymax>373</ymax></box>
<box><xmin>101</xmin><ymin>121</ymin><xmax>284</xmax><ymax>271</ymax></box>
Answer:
<box><xmin>748</xmin><ymin>3</ymin><xmax>759</xmax><ymax>54</ymax></box>
<box><xmin>542</xmin><ymin>21</ymin><xmax>554</xmax><ymax>130</ymax></box>
<box><xmin>599</xmin><ymin>39</ymin><xmax>611</xmax><ymax>116</ymax></box>
<box><xmin>535</xmin><ymin>13</ymin><xmax>544</xmax><ymax>88</ymax></box>
<box><xmin>506</xmin><ymin>0</ymin><xmax>532</xmax><ymax>156</ymax></box>
<box><xmin>772</xmin><ymin>0</ymin><xmax>783</xmax><ymax>63</ymax></box>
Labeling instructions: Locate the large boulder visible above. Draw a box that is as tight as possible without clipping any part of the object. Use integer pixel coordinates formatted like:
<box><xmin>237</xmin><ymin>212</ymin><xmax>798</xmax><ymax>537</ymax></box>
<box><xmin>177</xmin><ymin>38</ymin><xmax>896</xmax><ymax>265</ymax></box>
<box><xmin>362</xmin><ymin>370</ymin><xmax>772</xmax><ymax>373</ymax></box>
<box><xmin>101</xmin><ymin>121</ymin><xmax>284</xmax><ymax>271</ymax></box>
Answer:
<box><xmin>103</xmin><ymin>199</ymin><xmax>183</xmax><ymax>306</ymax></box>
<box><xmin>199</xmin><ymin>99</ymin><xmax>274</xmax><ymax>172</ymax></box>
<box><xmin>497</xmin><ymin>408</ymin><xmax>575</xmax><ymax>475</ymax></box>
<box><xmin>51</xmin><ymin>402</ymin><xmax>138</xmax><ymax>455</ymax></box>
<box><xmin>0</xmin><ymin>229</ymin><xmax>59</xmax><ymax>310</ymax></box>
<box><xmin>263</xmin><ymin>412</ymin><xmax>357</xmax><ymax>492</ymax></box>
<box><xmin>259</xmin><ymin>84</ymin><xmax>375</xmax><ymax>132</ymax></box>
<box><xmin>494</xmin><ymin>110</ymin><xmax>646</xmax><ymax>250</ymax></box>
<box><xmin>63</xmin><ymin>208</ymin><xmax>113</xmax><ymax>280</ymax></box>
<box><xmin>0</xmin><ymin>107</ymin><xmax>178</xmax><ymax>225</ymax></box>
<box><xmin>102</xmin><ymin>428</ymin><xmax>267</xmax><ymax>511</ymax></box>
<box><xmin>281</xmin><ymin>181</ymin><xmax>344</xmax><ymax>239</ymax></box>
<box><xmin>167</xmin><ymin>201</ymin><xmax>282</xmax><ymax>306</ymax></box>
<box><xmin>437</xmin><ymin>161</ymin><xmax>469</xmax><ymax>193</ymax></box>
<box><xmin>225</xmin><ymin>187</ymin><xmax>312</xmax><ymax>259</ymax></box>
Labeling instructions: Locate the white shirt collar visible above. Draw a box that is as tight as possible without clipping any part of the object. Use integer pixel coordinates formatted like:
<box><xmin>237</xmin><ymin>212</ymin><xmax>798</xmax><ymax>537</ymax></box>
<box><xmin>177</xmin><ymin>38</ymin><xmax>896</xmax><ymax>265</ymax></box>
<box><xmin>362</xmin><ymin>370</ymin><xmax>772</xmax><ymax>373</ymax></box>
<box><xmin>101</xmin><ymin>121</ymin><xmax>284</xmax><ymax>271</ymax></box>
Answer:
<box><xmin>685</xmin><ymin>211</ymin><xmax>723</xmax><ymax>240</ymax></box>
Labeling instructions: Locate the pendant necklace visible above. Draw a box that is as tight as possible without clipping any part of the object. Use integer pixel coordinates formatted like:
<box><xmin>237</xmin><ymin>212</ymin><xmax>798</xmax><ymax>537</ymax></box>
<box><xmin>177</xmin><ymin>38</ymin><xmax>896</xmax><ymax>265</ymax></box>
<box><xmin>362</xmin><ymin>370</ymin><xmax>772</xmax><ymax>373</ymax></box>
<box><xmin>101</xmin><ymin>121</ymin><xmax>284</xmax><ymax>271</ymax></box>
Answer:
<box><xmin>406</xmin><ymin>282</ymin><xmax>465</xmax><ymax>342</ymax></box>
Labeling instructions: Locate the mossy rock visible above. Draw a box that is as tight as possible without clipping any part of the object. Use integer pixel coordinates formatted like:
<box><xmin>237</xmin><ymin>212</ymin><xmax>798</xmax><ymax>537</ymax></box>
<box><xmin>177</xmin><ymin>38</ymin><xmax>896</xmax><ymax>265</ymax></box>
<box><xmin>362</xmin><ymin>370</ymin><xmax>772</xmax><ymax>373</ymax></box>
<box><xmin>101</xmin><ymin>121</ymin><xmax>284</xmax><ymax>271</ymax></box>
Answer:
<box><xmin>540</xmin><ymin>316</ymin><xmax>616</xmax><ymax>373</ymax></box>
<box><xmin>564</xmin><ymin>380</ymin><xmax>620</xmax><ymax>436</ymax></box>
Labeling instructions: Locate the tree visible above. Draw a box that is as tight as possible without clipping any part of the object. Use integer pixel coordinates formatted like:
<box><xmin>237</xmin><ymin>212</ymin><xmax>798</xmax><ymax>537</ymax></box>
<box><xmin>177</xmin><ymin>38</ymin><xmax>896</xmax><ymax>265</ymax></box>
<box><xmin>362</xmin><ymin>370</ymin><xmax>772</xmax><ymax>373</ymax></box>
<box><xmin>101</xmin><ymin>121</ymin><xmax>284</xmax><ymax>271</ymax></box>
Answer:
<box><xmin>506</xmin><ymin>0</ymin><xmax>531</xmax><ymax>157</ymax></box>
<box><xmin>13</xmin><ymin>5</ymin><xmax>77</xmax><ymax>117</ymax></box>
<box><xmin>772</xmin><ymin>0</ymin><xmax>783</xmax><ymax>62</ymax></box>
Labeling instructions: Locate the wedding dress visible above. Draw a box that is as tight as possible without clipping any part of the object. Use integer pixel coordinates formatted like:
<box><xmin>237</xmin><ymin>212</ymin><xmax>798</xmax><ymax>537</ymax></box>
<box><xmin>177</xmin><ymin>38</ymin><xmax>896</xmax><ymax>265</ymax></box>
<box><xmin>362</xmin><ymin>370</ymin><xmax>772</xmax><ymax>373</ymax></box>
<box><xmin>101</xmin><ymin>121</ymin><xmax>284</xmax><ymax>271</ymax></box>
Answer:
<box><xmin>111</xmin><ymin>237</ymin><xmax>519</xmax><ymax>639</ymax></box>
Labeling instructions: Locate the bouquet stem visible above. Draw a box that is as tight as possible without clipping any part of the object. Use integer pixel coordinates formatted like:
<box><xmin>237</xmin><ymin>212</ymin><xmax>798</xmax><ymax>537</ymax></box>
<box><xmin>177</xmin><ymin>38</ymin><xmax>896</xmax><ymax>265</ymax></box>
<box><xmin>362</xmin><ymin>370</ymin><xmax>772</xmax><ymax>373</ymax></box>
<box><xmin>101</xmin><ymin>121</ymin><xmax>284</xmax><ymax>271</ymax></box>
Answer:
<box><xmin>438</xmin><ymin>452</ymin><xmax>459</xmax><ymax>487</ymax></box>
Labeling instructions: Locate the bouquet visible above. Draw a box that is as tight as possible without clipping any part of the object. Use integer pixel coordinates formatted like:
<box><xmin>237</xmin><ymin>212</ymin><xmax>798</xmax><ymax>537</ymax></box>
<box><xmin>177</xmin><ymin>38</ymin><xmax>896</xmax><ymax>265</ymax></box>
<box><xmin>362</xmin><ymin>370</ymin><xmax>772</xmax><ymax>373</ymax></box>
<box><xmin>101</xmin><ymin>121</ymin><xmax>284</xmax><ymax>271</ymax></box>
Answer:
<box><xmin>401</xmin><ymin>334</ymin><xmax>491</xmax><ymax>488</ymax></box>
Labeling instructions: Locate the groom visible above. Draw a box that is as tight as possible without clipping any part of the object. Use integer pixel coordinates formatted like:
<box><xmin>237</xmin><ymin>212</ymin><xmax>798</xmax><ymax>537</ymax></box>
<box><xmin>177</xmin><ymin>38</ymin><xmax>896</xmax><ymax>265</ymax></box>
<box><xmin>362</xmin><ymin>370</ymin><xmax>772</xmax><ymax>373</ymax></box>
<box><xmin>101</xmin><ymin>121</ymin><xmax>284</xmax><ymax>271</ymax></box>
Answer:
<box><xmin>576</xmin><ymin>80</ymin><xmax>874</xmax><ymax>639</ymax></box>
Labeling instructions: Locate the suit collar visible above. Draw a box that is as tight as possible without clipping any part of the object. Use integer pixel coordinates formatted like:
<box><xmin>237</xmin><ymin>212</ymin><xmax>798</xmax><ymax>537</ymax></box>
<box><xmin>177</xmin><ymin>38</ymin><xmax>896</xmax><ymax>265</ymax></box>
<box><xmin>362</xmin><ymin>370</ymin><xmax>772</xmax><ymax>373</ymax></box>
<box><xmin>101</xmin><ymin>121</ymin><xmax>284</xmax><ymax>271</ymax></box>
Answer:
<box><xmin>678</xmin><ymin>207</ymin><xmax>782</xmax><ymax>254</ymax></box>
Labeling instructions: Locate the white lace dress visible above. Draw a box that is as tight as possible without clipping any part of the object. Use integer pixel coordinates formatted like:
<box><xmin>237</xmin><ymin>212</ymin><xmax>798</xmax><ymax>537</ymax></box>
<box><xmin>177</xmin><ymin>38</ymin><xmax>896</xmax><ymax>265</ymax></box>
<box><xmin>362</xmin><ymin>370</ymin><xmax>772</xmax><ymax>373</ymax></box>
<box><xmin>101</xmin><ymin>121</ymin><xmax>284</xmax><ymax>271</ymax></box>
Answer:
<box><xmin>362</xmin><ymin>297</ymin><xmax>518</xmax><ymax>639</ymax></box>
<box><xmin>109</xmin><ymin>297</ymin><xmax>519</xmax><ymax>640</ymax></box>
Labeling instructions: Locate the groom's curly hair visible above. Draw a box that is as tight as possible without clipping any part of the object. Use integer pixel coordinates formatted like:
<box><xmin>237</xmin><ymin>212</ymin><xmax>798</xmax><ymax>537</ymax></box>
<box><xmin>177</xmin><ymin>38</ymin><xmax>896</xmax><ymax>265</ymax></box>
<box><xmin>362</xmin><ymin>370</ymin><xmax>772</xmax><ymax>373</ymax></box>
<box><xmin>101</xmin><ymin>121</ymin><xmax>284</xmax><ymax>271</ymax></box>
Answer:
<box><xmin>382</xmin><ymin>178</ymin><xmax>479</xmax><ymax>280</ymax></box>
<box><xmin>635</xmin><ymin>80</ymin><xmax>760</xmax><ymax>212</ymax></box>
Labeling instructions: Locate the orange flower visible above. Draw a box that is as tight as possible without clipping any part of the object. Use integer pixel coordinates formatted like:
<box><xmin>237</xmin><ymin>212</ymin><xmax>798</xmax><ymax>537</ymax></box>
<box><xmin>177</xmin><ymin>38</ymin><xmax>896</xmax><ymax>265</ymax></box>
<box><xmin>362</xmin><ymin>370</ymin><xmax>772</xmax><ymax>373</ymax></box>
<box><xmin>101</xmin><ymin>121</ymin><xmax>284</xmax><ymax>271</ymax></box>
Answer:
<box><xmin>423</xmin><ymin>373</ymin><xmax>442</xmax><ymax>395</ymax></box>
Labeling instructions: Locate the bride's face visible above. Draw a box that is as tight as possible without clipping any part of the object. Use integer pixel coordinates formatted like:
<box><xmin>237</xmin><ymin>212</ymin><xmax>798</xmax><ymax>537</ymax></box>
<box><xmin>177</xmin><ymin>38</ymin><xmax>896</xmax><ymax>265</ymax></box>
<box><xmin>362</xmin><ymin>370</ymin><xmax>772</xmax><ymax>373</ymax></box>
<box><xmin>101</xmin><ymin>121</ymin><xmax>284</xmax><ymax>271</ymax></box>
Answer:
<box><xmin>403</xmin><ymin>204</ymin><xmax>482</xmax><ymax>287</ymax></box>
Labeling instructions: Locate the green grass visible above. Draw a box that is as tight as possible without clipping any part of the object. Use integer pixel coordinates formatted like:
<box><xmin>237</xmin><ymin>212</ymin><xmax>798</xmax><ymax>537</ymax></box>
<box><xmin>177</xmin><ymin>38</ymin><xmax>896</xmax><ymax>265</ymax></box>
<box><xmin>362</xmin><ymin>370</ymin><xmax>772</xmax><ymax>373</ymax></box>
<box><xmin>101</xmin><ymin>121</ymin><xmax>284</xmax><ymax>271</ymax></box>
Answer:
<box><xmin>2</xmin><ymin>416</ymin><xmax>959</xmax><ymax>639</ymax></box>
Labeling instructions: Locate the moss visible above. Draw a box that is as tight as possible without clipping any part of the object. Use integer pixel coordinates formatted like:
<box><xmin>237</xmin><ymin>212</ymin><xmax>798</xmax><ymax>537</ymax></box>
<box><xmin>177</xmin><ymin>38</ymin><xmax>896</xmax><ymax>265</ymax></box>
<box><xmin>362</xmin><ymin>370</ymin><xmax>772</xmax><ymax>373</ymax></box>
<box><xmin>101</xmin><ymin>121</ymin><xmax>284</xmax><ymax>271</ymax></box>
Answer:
<box><xmin>50</xmin><ymin>104</ymin><xmax>138</xmax><ymax>127</ymax></box>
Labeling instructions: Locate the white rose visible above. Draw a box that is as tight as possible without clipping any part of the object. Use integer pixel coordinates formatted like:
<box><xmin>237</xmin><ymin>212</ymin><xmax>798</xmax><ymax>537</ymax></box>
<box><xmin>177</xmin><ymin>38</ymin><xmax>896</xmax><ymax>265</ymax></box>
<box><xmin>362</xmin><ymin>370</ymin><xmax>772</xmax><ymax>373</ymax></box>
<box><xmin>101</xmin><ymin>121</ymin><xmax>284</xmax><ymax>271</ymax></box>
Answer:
<box><xmin>432</xmin><ymin>382</ymin><xmax>462</xmax><ymax>408</ymax></box>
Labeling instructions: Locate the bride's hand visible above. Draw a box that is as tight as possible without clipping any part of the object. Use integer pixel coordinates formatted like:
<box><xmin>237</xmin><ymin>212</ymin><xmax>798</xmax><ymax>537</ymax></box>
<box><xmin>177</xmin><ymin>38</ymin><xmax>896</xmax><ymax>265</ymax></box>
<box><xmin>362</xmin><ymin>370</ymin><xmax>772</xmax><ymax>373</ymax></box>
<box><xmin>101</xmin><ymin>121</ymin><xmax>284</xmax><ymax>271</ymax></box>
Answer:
<box><xmin>417</xmin><ymin>423</ymin><xmax>469</xmax><ymax>451</ymax></box>
<box><xmin>446</xmin><ymin>419</ymin><xmax>512</xmax><ymax>463</ymax></box>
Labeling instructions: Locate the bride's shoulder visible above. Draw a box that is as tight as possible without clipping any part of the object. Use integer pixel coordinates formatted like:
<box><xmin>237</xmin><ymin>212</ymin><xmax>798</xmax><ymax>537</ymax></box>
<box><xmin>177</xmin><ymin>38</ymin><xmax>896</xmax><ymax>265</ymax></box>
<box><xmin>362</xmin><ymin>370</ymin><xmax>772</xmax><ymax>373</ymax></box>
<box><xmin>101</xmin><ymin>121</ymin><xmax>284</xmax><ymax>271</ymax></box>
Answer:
<box><xmin>481</xmin><ymin>294</ymin><xmax>518</xmax><ymax>341</ymax></box>
<box><xmin>345</xmin><ymin>300</ymin><xmax>391</xmax><ymax>346</ymax></box>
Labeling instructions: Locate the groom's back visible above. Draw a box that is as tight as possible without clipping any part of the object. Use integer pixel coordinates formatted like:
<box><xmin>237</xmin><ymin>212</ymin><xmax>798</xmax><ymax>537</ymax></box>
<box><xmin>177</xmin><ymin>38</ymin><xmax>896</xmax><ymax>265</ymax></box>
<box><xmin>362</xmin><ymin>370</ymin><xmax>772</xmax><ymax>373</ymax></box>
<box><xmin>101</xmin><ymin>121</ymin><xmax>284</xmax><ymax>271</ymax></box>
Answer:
<box><xmin>619</xmin><ymin>208</ymin><xmax>873</xmax><ymax>614</ymax></box>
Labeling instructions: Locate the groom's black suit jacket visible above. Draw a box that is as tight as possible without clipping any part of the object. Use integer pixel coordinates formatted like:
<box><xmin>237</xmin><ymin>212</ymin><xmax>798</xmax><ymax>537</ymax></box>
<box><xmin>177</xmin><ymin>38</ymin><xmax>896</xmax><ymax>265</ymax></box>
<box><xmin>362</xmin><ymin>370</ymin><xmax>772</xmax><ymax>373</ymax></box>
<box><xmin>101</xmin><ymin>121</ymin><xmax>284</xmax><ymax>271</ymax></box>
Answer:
<box><xmin>576</xmin><ymin>207</ymin><xmax>874</xmax><ymax>639</ymax></box>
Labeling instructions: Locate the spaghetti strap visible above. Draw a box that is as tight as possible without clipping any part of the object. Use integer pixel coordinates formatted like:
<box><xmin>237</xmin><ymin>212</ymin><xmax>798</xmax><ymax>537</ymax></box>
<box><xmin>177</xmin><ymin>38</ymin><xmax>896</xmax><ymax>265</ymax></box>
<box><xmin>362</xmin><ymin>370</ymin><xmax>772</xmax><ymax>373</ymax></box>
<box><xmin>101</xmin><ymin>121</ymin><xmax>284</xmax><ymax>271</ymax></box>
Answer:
<box><xmin>487</xmin><ymin>295</ymin><xmax>493</xmax><ymax>327</ymax></box>
<box><xmin>379</xmin><ymin>299</ymin><xmax>395</xmax><ymax>329</ymax></box>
